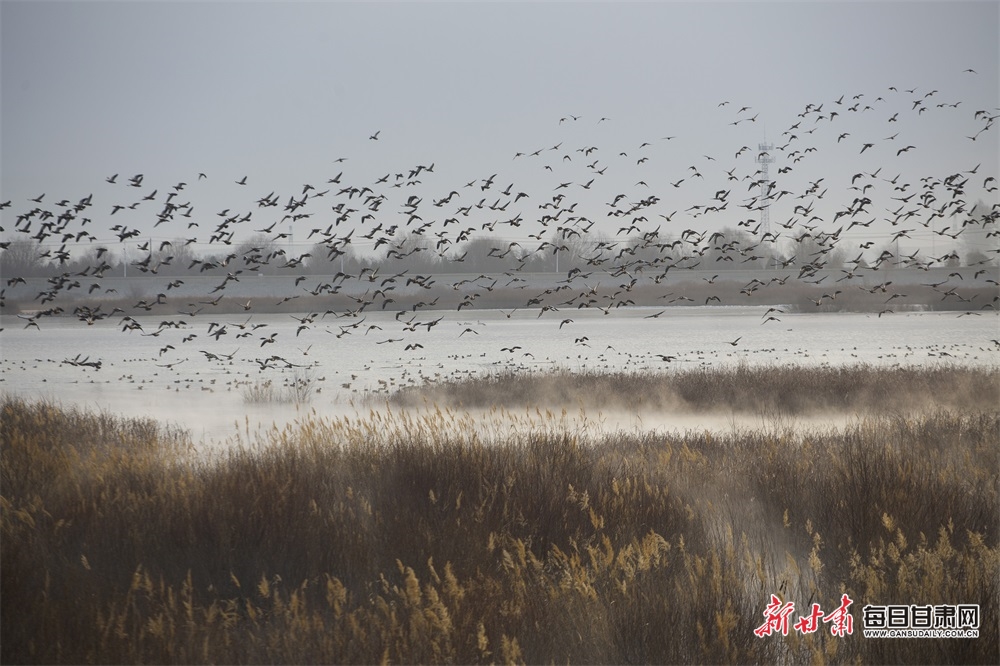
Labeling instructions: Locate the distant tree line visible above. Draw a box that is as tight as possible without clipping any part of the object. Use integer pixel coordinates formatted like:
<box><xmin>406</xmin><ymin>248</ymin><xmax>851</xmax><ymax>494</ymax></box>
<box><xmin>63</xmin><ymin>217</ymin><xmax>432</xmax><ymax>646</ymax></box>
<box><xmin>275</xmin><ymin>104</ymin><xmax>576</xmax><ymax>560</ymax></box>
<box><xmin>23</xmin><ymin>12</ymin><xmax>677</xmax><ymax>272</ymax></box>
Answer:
<box><xmin>3</xmin><ymin>206</ymin><xmax>996</xmax><ymax>281</ymax></box>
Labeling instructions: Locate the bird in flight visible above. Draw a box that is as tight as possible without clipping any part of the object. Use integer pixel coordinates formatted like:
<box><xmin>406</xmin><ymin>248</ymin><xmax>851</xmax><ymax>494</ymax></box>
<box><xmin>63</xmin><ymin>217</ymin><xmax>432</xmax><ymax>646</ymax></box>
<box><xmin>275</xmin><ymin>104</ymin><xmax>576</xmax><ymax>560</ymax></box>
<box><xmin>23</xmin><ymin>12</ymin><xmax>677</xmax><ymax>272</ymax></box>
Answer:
<box><xmin>5</xmin><ymin>71</ymin><xmax>992</xmax><ymax>399</ymax></box>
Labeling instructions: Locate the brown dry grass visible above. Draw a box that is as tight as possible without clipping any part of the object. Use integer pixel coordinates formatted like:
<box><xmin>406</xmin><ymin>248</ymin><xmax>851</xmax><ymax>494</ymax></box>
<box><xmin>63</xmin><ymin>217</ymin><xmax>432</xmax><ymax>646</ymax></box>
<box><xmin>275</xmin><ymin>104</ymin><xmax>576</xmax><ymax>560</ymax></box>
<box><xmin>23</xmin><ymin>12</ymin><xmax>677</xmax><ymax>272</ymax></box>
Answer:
<box><xmin>2</xmin><ymin>365</ymin><xmax>998</xmax><ymax>664</ymax></box>
<box><xmin>392</xmin><ymin>363</ymin><xmax>1000</xmax><ymax>415</ymax></box>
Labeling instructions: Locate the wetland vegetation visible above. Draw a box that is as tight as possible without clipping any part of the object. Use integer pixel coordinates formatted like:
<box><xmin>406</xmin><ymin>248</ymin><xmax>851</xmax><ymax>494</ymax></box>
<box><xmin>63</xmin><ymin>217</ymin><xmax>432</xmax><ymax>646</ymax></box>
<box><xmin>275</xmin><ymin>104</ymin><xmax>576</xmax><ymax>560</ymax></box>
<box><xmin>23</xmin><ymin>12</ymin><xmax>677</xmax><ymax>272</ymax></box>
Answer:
<box><xmin>2</xmin><ymin>364</ymin><xmax>998</xmax><ymax>664</ymax></box>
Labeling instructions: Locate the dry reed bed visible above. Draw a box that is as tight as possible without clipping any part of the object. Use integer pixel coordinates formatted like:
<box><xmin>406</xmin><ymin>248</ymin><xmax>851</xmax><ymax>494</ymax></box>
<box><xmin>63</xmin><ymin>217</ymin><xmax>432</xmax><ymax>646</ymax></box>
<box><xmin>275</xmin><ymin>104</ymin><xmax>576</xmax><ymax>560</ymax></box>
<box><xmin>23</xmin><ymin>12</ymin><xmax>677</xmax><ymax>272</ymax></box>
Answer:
<box><xmin>2</xmin><ymin>366</ymin><xmax>998</xmax><ymax>664</ymax></box>
<box><xmin>391</xmin><ymin>363</ymin><xmax>1000</xmax><ymax>415</ymax></box>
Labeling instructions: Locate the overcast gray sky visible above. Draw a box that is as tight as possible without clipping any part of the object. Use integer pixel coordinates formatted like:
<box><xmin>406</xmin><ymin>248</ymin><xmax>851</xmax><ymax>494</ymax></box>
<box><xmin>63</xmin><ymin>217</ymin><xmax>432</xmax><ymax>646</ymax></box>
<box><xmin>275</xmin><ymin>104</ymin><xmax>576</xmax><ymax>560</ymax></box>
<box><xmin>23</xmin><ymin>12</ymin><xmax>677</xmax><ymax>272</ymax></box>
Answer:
<box><xmin>2</xmin><ymin>0</ymin><xmax>998</xmax><ymax>258</ymax></box>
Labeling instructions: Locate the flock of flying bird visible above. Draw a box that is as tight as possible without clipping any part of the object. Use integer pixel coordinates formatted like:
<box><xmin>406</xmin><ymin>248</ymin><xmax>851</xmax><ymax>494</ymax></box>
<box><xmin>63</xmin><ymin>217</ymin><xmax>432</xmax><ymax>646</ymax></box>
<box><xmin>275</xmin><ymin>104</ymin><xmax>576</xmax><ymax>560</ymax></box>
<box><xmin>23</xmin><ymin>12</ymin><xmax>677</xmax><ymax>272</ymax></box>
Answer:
<box><xmin>2</xmin><ymin>76</ymin><xmax>999</xmax><ymax>389</ymax></box>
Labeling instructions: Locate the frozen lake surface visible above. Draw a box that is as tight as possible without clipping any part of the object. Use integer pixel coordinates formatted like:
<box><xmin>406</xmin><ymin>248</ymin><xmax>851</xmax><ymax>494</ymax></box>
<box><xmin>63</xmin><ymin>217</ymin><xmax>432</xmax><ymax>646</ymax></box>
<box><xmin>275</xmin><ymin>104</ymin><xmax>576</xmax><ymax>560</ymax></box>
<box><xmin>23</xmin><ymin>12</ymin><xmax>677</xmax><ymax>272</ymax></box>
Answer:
<box><xmin>2</xmin><ymin>306</ymin><xmax>997</xmax><ymax>444</ymax></box>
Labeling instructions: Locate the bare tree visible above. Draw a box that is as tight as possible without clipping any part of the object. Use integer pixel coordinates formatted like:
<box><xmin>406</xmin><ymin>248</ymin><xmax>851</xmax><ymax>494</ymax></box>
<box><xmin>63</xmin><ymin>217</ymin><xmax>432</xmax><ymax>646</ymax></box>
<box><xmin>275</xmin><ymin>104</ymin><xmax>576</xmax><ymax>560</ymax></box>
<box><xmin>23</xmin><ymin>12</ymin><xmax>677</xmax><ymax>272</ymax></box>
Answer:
<box><xmin>788</xmin><ymin>232</ymin><xmax>845</xmax><ymax>270</ymax></box>
<box><xmin>0</xmin><ymin>238</ymin><xmax>45</xmax><ymax>277</ymax></box>
<box><xmin>235</xmin><ymin>234</ymin><xmax>279</xmax><ymax>273</ymax></box>
<box><xmin>961</xmin><ymin>201</ymin><xmax>999</xmax><ymax>266</ymax></box>
<box><xmin>306</xmin><ymin>241</ymin><xmax>361</xmax><ymax>275</ymax></box>
<box><xmin>442</xmin><ymin>236</ymin><xmax>522</xmax><ymax>274</ymax></box>
<box><xmin>376</xmin><ymin>231</ymin><xmax>439</xmax><ymax>274</ymax></box>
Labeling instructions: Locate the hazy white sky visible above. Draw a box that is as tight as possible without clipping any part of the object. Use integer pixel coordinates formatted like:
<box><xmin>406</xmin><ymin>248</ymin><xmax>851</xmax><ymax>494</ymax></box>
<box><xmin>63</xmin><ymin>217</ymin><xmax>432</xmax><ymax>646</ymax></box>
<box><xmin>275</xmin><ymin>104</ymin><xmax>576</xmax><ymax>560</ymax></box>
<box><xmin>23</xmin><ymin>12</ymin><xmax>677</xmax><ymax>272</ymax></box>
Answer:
<box><xmin>2</xmin><ymin>0</ymin><xmax>998</xmax><ymax>256</ymax></box>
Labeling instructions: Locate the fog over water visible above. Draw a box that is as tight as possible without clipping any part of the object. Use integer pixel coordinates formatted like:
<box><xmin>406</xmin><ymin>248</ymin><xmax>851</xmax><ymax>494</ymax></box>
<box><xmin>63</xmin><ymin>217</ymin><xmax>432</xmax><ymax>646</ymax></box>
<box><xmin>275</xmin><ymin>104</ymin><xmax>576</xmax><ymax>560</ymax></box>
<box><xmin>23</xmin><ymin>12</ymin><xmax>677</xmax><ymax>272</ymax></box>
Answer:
<box><xmin>2</xmin><ymin>307</ymin><xmax>996</xmax><ymax>447</ymax></box>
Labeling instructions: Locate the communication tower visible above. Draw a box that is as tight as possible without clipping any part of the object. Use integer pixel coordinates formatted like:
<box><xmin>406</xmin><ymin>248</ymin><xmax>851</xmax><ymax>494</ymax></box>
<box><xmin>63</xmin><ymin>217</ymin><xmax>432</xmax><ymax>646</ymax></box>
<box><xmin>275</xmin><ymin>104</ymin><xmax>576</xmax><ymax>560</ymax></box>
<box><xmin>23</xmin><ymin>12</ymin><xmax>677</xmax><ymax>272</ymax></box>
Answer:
<box><xmin>756</xmin><ymin>142</ymin><xmax>775</xmax><ymax>267</ymax></box>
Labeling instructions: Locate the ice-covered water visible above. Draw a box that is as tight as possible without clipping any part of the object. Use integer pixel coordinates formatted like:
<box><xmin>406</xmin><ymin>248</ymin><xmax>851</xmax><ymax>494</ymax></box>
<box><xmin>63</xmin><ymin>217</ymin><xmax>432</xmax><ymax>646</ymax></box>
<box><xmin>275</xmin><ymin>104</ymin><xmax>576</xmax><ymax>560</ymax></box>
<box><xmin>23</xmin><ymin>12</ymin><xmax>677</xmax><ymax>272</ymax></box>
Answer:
<box><xmin>2</xmin><ymin>306</ymin><xmax>997</xmax><ymax>444</ymax></box>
